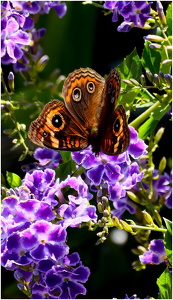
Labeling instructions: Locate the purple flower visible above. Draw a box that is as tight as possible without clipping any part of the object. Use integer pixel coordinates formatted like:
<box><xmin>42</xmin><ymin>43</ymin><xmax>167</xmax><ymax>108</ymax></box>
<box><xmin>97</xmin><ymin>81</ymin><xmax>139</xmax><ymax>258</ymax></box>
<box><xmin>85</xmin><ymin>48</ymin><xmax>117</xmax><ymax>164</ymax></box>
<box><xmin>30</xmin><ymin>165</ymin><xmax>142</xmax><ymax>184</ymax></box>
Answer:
<box><xmin>40</xmin><ymin>1</ymin><xmax>67</xmax><ymax>18</ymax></box>
<box><xmin>111</xmin><ymin>196</ymin><xmax>136</xmax><ymax>218</ymax></box>
<box><xmin>22</xmin><ymin>1</ymin><xmax>41</xmax><ymax>14</ymax></box>
<box><xmin>57</xmin><ymin>196</ymin><xmax>97</xmax><ymax>228</ymax></box>
<box><xmin>104</xmin><ymin>1</ymin><xmax>153</xmax><ymax>31</ymax></box>
<box><xmin>117</xmin><ymin>21</ymin><xmax>133</xmax><ymax>32</ymax></box>
<box><xmin>1</xmin><ymin>16</ymin><xmax>31</xmax><ymax>64</ymax></box>
<box><xmin>1</xmin><ymin>191</ymin><xmax>55</xmax><ymax>238</ymax></box>
<box><xmin>120</xmin><ymin>1</ymin><xmax>152</xmax><ymax>27</ymax></box>
<box><xmin>21</xmin><ymin>221</ymin><xmax>67</xmax><ymax>260</ymax></box>
<box><xmin>22</xmin><ymin>168</ymin><xmax>57</xmax><ymax>204</ymax></box>
<box><xmin>44</xmin><ymin>253</ymin><xmax>90</xmax><ymax>299</ymax></box>
<box><xmin>153</xmin><ymin>172</ymin><xmax>172</xmax><ymax>208</ymax></box>
<box><xmin>34</xmin><ymin>147</ymin><xmax>62</xmax><ymax>169</ymax></box>
<box><xmin>139</xmin><ymin>239</ymin><xmax>167</xmax><ymax>265</ymax></box>
<box><xmin>22</xmin><ymin>148</ymin><xmax>61</xmax><ymax>172</ymax></box>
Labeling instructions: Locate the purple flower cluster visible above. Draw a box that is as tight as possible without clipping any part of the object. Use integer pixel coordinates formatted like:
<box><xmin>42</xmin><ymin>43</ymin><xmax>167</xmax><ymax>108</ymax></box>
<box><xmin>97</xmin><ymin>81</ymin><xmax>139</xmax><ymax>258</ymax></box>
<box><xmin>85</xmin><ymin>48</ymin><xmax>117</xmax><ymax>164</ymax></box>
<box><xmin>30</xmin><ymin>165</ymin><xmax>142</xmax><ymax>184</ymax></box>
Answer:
<box><xmin>1</xmin><ymin>1</ymin><xmax>67</xmax><ymax>69</ymax></box>
<box><xmin>72</xmin><ymin>126</ymin><xmax>147</xmax><ymax>218</ymax></box>
<box><xmin>104</xmin><ymin>1</ymin><xmax>153</xmax><ymax>32</ymax></box>
<box><xmin>153</xmin><ymin>171</ymin><xmax>172</xmax><ymax>209</ymax></box>
<box><xmin>139</xmin><ymin>239</ymin><xmax>167</xmax><ymax>265</ymax></box>
<box><xmin>1</xmin><ymin>169</ymin><xmax>96</xmax><ymax>298</ymax></box>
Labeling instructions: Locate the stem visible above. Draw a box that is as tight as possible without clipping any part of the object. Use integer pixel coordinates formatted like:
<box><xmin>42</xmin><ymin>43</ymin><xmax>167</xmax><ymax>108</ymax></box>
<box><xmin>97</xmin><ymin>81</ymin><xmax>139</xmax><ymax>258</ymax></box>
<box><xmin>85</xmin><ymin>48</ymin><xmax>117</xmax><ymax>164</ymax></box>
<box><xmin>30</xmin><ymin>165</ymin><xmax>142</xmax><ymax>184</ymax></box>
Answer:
<box><xmin>129</xmin><ymin>100</ymin><xmax>161</xmax><ymax>128</ymax></box>
<box><xmin>1</xmin><ymin>73</ymin><xmax>11</xmax><ymax>101</ymax></box>
<box><xmin>130</xmin><ymin>224</ymin><xmax>167</xmax><ymax>233</ymax></box>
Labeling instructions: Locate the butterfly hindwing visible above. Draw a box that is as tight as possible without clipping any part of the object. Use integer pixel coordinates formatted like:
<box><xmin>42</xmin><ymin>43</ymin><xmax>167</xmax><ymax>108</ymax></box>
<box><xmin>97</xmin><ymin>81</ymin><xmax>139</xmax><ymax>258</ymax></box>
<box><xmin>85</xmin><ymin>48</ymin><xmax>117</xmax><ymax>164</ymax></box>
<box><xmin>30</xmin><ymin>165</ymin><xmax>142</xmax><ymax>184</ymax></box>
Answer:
<box><xmin>101</xmin><ymin>105</ymin><xmax>130</xmax><ymax>155</ymax></box>
<box><xmin>28</xmin><ymin>100</ymin><xmax>89</xmax><ymax>151</ymax></box>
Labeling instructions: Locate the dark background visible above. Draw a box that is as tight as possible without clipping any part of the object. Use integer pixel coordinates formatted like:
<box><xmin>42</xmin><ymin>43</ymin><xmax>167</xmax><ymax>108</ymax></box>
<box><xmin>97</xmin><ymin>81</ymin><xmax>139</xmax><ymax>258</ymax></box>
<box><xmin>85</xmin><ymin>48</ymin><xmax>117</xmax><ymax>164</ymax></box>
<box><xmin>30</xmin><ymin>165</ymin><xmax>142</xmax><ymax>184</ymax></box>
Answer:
<box><xmin>2</xmin><ymin>1</ymin><xmax>171</xmax><ymax>299</ymax></box>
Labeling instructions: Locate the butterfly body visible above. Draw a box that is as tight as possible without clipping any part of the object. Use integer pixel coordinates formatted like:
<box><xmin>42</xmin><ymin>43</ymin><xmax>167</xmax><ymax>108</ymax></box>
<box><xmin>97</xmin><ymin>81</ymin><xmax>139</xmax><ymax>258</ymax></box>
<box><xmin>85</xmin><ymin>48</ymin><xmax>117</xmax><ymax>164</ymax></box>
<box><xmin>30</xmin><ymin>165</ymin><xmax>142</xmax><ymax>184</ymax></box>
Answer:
<box><xmin>29</xmin><ymin>67</ymin><xmax>130</xmax><ymax>155</ymax></box>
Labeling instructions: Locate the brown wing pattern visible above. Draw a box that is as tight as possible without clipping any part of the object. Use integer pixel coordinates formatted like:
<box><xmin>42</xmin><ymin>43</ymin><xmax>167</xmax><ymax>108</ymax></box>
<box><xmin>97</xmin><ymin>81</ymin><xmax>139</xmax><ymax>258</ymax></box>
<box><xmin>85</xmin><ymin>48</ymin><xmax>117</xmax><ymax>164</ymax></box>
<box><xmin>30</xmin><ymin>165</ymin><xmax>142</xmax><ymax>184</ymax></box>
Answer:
<box><xmin>101</xmin><ymin>105</ymin><xmax>130</xmax><ymax>155</ymax></box>
<box><xmin>28</xmin><ymin>100</ymin><xmax>89</xmax><ymax>151</ymax></box>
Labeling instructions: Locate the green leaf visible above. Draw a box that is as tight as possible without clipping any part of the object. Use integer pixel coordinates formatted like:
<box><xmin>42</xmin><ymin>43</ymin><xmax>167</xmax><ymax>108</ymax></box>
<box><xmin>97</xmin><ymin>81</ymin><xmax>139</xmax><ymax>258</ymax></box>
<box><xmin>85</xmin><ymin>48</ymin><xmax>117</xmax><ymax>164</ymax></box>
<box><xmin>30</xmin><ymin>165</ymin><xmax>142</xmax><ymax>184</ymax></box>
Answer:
<box><xmin>138</xmin><ymin>116</ymin><xmax>158</xmax><ymax>139</ymax></box>
<box><xmin>157</xmin><ymin>267</ymin><xmax>172</xmax><ymax>299</ymax></box>
<box><xmin>1</xmin><ymin>173</ymin><xmax>6</xmax><ymax>187</ymax></box>
<box><xmin>163</xmin><ymin>218</ymin><xmax>172</xmax><ymax>265</ymax></box>
<box><xmin>152</xmin><ymin>102</ymin><xmax>170</xmax><ymax>121</ymax></box>
<box><xmin>56</xmin><ymin>160</ymin><xmax>76</xmax><ymax>181</ymax></box>
<box><xmin>119</xmin><ymin>89</ymin><xmax>140</xmax><ymax>108</ymax></box>
<box><xmin>117</xmin><ymin>48</ymin><xmax>142</xmax><ymax>84</ymax></box>
<box><xmin>166</xmin><ymin>3</ymin><xmax>172</xmax><ymax>36</ymax></box>
<box><xmin>141</xmin><ymin>40</ymin><xmax>161</xmax><ymax>74</ymax></box>
<box><xmin>59</xmin><ymin>151</ymin><xmax>73</xmax><ymax>163</ymax></box>
<box><xmin>6</xmin><ymin>172</ymin><xmax>22</xmax><ymax>188</ymax></box>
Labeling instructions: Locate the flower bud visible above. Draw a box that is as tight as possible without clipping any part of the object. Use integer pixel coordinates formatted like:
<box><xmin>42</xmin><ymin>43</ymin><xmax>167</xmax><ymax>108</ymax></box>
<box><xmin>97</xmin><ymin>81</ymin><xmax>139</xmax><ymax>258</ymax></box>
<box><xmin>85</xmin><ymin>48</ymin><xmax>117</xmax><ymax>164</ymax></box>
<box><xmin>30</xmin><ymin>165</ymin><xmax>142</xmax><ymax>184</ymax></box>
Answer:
<box><xmin>97</xmin><ymin>202</ymin><xmax>104</xmax><ymax>213</ymax></box>
<box><xmin>101</xmin><ymin>196</ymin><xmax>109</xmax><ymax>204</ymax></box>
<box><xmin>12</xmin><ymin>138</ymin><xmax>18</xmax><ymax>144</ymax></box>
<box><xmin>154</xmin><ymin>210</ymin><xmax>162</xmax><ymax>227</ymax></box>
<box><xmin>8</xmin><ymin>72</ymin><xmax>14</xmax><ymax>92</ymax></box>
<box><xmin>132</xmin><ymin>260</ymin><xmax>146</xmax><ymax>271</ymax></box>
<box><xmin>145</xmin><ymin>70</ymin><xmax>153</xmax><ymax>82</ymax></box>
<box><xmin>159</xmin><ymin>156</ymin><xmax>166</xmax><ymax>174</ymax></box>
<box><xmin>98</xmin><ymin>220</ymin><xmax>104</xmax><ymax>227</ymax></box>
<box><xmin>142</xmin><ymin>210</ymin><xmax>154</xmax><ymax>225</ymax></box>
<box><xmin>156</xmin><ymin>0</ymin><xmax>167</xmax><ymax>26</ymax></box>
<box><xmin>153</xmin><ymin>74</ymin><xmax>160</xmax><ymax>87</ymax></box>
<box><xmin>129</xmin><ymin>78</ymin><xmax>140</xmax><ymax>86</ymax></box>
<box><xmin>132</xmin><ymin>246</ymin><xmax>146</xmax><ymax>255</ymax></box>
<box><xmin>11</xmin><ymin>143</ymin><xmax>20</xmax><ymax>151</ymax></box>
<box><xmin>101</xmin><ymin>217</ymin><xmax>107</xmax><ymax>223</ymax></box>
<box><xmin>142</xmin><ymin>24</ymin><xmax>152</xmax><ymax>30</ymax></box>
<box><xmin>103</xmin><ymin>209</ymin><xmax>109</xmax><ymax>217</ymax></box>
<box><xmin>155</xmin><ymin>127</ymin><xmax>164</xmax><ymax>143</ymax></box>
<box><xmin>144</xmin><ymin>34</ymin><xmax>165</xmax><ymax>42</ymax></box>
<box><xmin>149</xmin><ymin>43</ymin><xmax>162</xmax><ymax>50</ymax></box>
<box><xmin>164</xmin><ymin>74</ymin><xmax>172</xmax><ymax>86</ymax></box>
<box><xmin>119</xmin><ymin>220</ymin><xmax>133</xmax><ymax>233</ymax></box>
<box><xmin>140</xmin><ymin>74</ymin><xmax>146</xmax><ymax>86</ymax></box>
<box><xmin>166</xmin><ymin>46</ymin><xmax>172</xmax><ymax>52</ymax></box>
<box><xmin>112</xmin><ymin>216</ymin><xmax>123</xmax><ymax>229</ymax></box>
<box><xmin>161</xmin><ymin>59</ymin><xmax>172</xmax><ymax>66</ymax></box>
<box><xmin>36</xmin><ymin>55</ymin><xmax>49</xmax><ymax>72</ymax></box>
<box><xmin>100</xmin><ymin>236</ymin><xmax>106</xmax><ymax>243</ymax></box>
<box><xmin>158</xmin><ymin>71</ymin><xmax>165</xmax><ymax>83</ymax></box>
<box><xmin>127</xmin><ymin>191</ymin><xmax>141</xmax><ymax>204</ymax></box>
<box><xmin>103</xmin><ymin>226</ymin><xmax>108</xmax><ymax>234</ymax></box>
<box><xmin>97</xmin><ymin>232</ymin><xmax>103</xmax><ymax>237</ymax></box>
<box><xmin>19</xmin><ymin>124</ymin><xmax>26</xmax><ymax>131</ymax></box>
<box><xmin>123</xmin><ymin>79</ymin><xmax>134</xmax><ymax>86</ymax></box>
<box><xmin>3</xmin><ymin>129</ymin><xmax>15</xmax><ymax>135</ymax></box>
<box><xmin>50</xmin><ymin>68</ymin><xmax>60</xmax><ymax>79</ymax></box>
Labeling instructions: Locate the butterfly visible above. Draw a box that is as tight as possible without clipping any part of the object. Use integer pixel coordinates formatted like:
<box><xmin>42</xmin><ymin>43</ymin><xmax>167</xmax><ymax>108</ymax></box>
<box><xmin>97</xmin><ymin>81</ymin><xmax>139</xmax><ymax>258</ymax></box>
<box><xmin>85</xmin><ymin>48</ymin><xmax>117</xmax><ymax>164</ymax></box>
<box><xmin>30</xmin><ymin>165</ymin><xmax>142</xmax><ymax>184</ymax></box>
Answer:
<box><xmin>28</xmin><ymin>67</ymin><xmax>130</xmax><ymax>156</ymax></box>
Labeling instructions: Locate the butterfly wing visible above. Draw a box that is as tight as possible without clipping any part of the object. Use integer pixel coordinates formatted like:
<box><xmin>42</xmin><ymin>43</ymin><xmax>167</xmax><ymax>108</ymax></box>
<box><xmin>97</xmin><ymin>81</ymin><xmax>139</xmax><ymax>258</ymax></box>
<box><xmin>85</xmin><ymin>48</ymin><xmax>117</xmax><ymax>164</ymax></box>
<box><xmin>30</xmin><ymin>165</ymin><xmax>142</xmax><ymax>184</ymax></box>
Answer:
<box><xmin>100</xmin><ymin>105</ymin><xmax>130</xmax><ymax>155</ymax></box>
<box><xmin>28</xmin><ymin>100</ymin><xmax>89</xmax><ymax>151</ymax></box>
<box><xmin>62</xmin><ymin>68</ymin><xmax>105</xmax><ymax>128</ymax></box>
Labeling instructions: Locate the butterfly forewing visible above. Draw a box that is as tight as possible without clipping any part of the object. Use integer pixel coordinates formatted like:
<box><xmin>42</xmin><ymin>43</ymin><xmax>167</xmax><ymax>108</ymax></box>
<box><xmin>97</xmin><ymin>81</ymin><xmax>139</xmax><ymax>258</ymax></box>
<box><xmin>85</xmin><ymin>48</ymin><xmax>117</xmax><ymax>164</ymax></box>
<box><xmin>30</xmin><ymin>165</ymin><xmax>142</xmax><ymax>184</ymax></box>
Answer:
<box><xmin>62</xmin><ymin>67</ymin><xmax>105</xmax><ymax>128</ymax></box>
<box><xmin>28</xmin><ymin>100</ymin><xmax>89</xmax><ymax>151</ymax></box>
